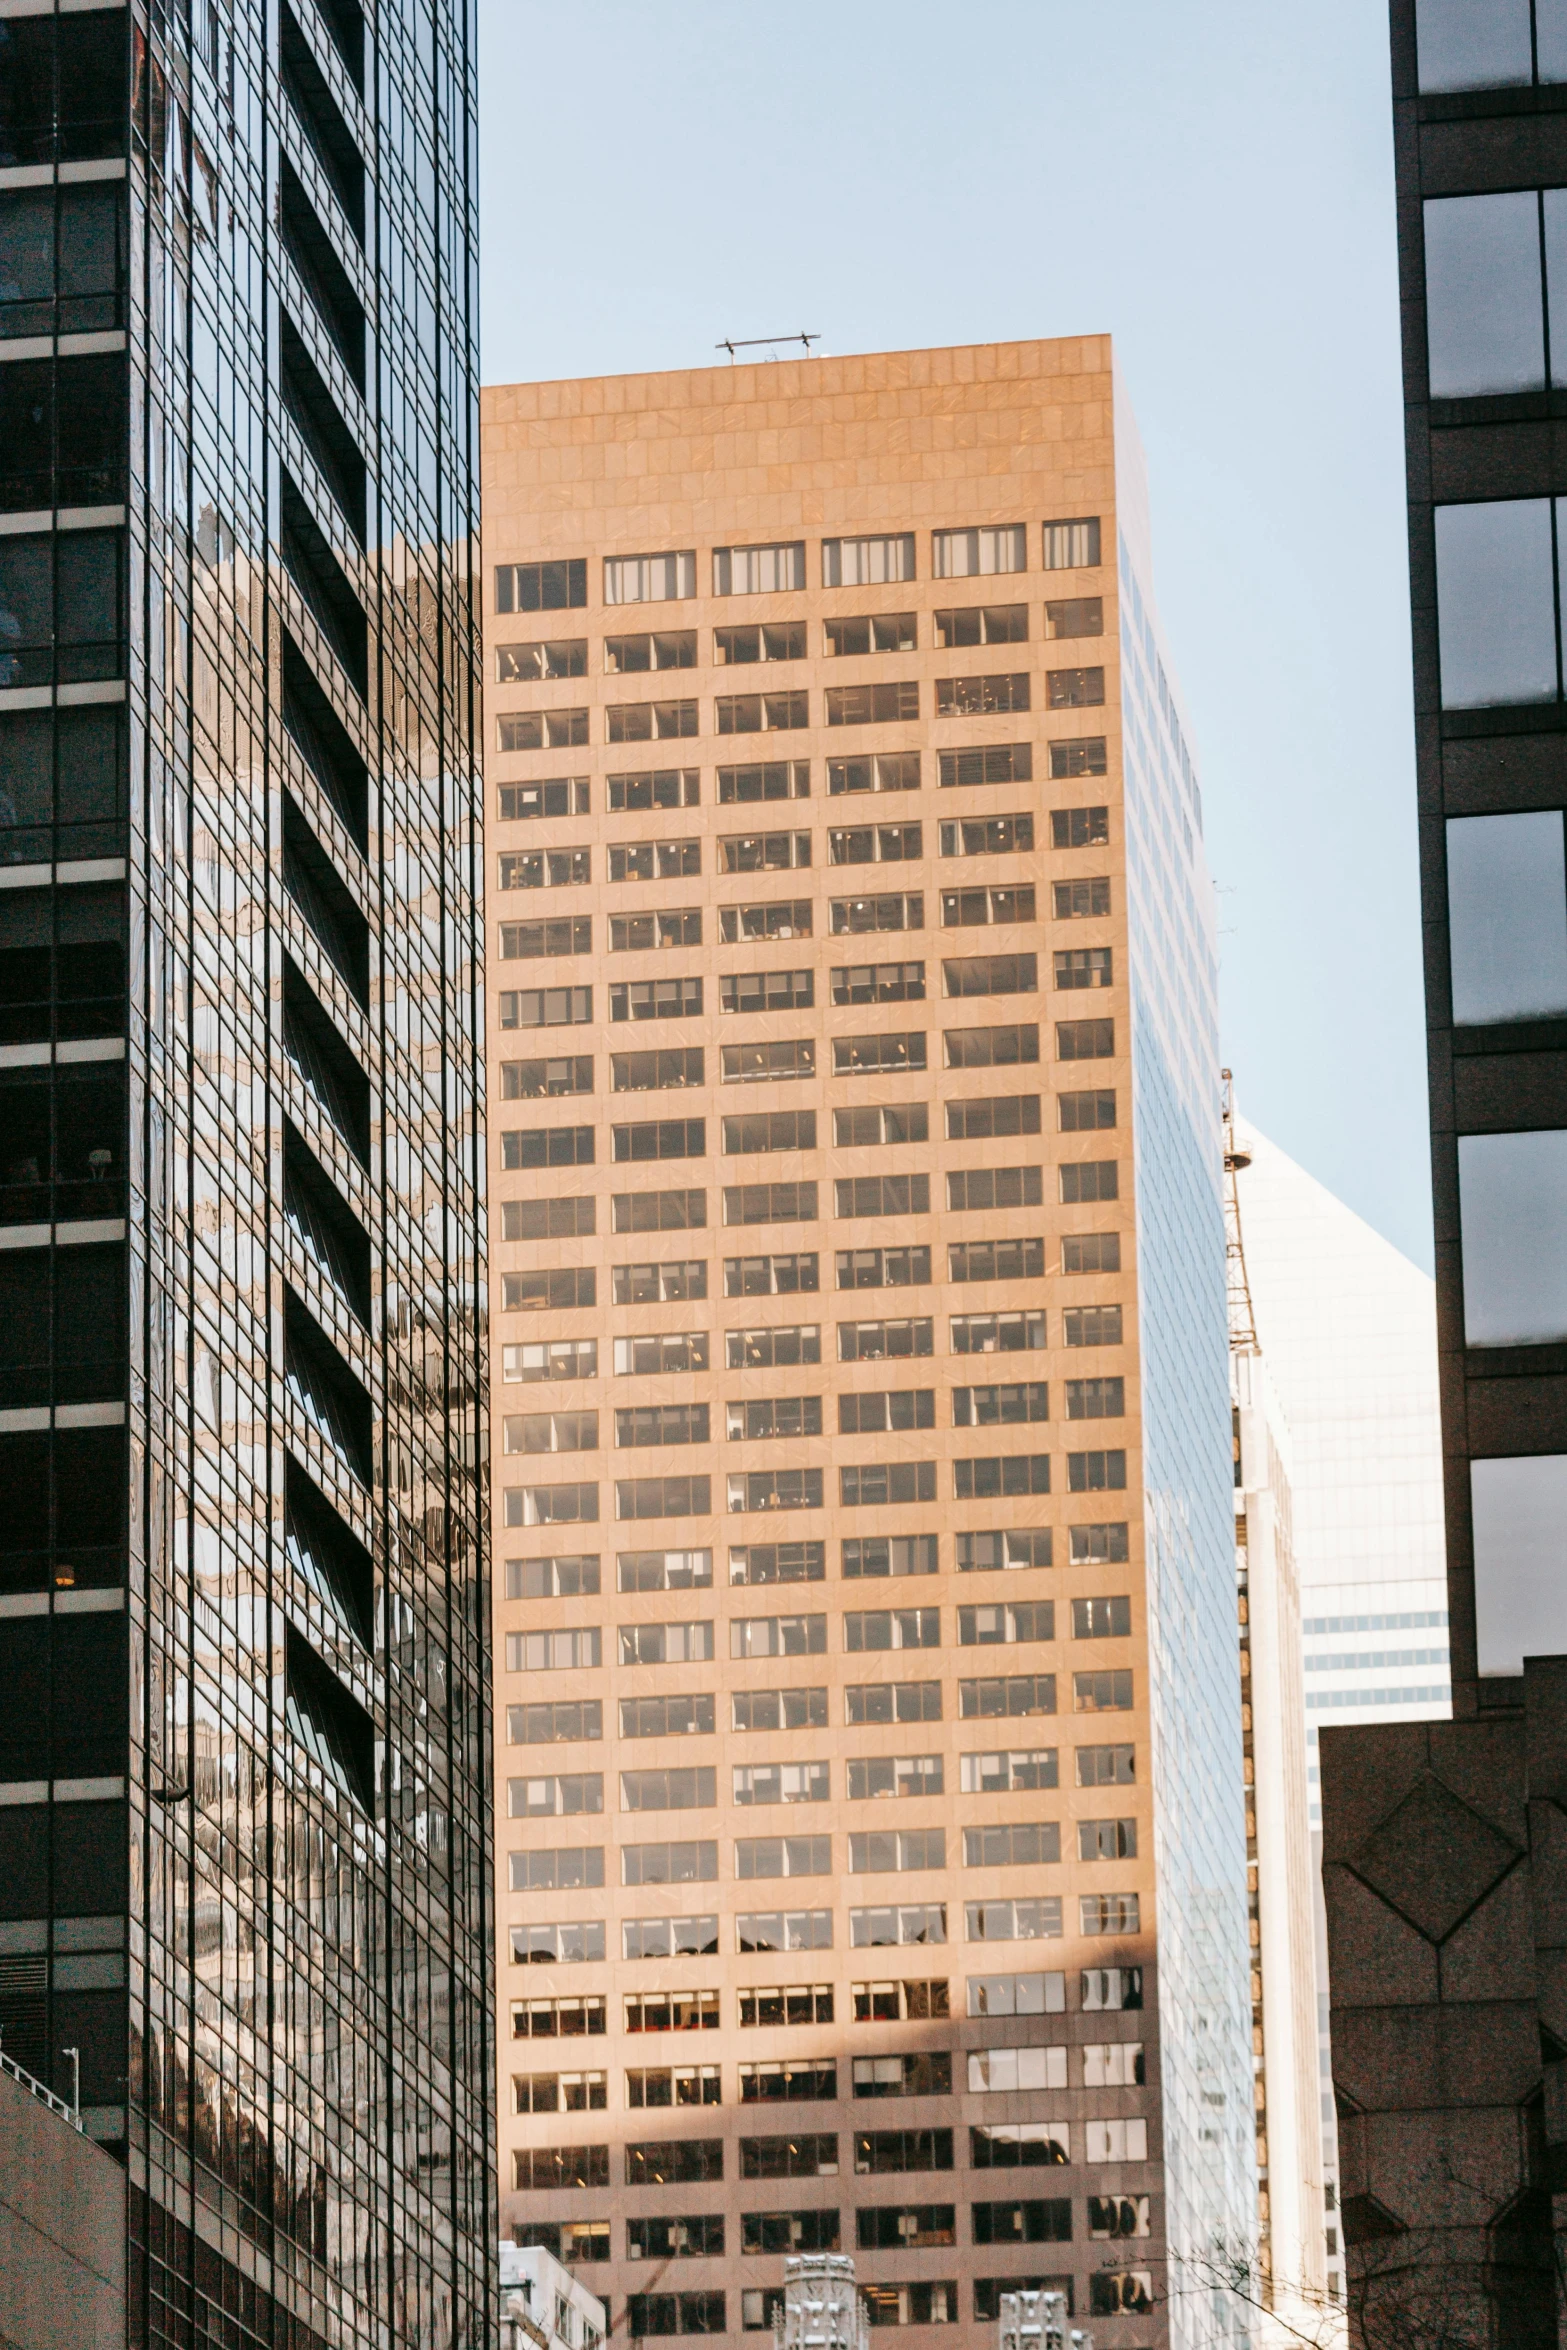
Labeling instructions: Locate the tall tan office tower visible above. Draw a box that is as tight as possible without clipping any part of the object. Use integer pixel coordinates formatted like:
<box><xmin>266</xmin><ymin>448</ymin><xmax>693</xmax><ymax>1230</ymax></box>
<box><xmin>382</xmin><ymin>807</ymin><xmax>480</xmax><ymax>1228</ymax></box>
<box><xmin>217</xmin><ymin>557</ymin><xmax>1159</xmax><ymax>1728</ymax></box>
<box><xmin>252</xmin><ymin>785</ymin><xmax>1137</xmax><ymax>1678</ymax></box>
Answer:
<box><xmin>480</xmin><ymin>341</ymin><xmax>1255</xmax><ymax>2349</ymax></box>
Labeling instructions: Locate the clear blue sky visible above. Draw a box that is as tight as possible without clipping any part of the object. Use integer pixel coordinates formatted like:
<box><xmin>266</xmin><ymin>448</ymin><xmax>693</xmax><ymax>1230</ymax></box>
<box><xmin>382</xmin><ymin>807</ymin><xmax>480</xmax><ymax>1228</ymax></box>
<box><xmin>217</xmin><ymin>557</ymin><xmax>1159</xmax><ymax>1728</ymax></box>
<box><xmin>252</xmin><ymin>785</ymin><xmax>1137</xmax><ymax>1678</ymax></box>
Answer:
<box><xmin>477</xmin><ymin>0</ymin><xmax>1428</xmax><ymax>1269</ymax></box>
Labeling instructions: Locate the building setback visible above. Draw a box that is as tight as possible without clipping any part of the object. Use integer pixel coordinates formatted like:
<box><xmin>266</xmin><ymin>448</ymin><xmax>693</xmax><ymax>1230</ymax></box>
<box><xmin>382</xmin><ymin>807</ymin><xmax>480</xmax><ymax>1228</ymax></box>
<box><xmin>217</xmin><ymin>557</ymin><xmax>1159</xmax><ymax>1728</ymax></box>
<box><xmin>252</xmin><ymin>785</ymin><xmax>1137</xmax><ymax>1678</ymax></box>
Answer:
<box><xmin>0</xmin><ymin>4</ymin><xmax>492</xmax><ymax>2348</ymax></box>
<box><xmin>481</xmin><ymin>339</ymin><xmax>1255</xmax><ymax>2347</ymax></box>
<box><xmin>1322</xmin><ymin>2</ymin><xmax>1567</xmax><ymax>2343</ymax></box>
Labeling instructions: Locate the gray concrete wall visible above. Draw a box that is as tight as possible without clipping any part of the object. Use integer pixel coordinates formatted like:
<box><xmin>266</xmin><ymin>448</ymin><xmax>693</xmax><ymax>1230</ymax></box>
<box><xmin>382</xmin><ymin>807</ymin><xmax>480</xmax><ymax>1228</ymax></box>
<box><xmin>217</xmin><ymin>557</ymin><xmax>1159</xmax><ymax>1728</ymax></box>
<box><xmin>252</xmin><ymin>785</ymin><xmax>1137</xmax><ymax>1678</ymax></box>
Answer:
<box><xmin>0</xmin><ymin>2062</ymin><xmax>123</xmax><ymax>2350</ymax></box>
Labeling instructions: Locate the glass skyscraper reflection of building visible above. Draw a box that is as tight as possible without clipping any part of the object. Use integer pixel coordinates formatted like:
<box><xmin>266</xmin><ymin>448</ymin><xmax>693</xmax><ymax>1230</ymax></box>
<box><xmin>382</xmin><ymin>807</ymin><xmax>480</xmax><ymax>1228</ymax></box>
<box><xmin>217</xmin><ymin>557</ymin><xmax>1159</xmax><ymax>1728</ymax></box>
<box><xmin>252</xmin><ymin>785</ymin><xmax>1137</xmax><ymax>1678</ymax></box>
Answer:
<box><xmin>0</xmin><ymin>5</ymin><xmax>492</xmax><ymax>2349</ymax></box>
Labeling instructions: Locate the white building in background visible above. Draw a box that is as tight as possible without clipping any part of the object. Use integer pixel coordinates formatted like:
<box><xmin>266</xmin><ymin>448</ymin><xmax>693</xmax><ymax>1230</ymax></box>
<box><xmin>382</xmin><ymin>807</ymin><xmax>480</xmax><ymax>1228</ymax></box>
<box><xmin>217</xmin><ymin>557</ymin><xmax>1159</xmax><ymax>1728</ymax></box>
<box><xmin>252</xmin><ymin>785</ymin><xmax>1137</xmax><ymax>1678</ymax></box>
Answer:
<box><xmin>1231</xmin><ymin>1118</ymin><xmax>1449</xmax><ymax>1760</ymax></box>
<box><xmin>1231</xmin><ymin>1113</ymin><xmax>1447</xmax><ymax>2315</ymax></box>
<box><xmin>1231</xmin><ymin>1346</ymin><xmax>1324</xmax><ymax>2340</ymax></box>
<box><xmin>500</xmin><ymin>2243</ymin><xmax>606</xmax><ymax>2350</ymax></box>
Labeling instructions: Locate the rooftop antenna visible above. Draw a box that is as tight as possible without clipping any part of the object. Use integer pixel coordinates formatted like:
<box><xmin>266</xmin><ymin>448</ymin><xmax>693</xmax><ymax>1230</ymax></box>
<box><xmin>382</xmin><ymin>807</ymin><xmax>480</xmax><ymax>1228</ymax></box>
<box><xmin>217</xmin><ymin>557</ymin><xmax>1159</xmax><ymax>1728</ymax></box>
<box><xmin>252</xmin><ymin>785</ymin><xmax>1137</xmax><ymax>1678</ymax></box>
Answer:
<box><xmin>1221</xmin><ymin>1068</ymin><xmax>1258</xmax><ymax>1354</ymax></box>
<box><xmin>716</xmin><ymin>333</ymin><xmax>820</xmax><ymax>361</ymax></box>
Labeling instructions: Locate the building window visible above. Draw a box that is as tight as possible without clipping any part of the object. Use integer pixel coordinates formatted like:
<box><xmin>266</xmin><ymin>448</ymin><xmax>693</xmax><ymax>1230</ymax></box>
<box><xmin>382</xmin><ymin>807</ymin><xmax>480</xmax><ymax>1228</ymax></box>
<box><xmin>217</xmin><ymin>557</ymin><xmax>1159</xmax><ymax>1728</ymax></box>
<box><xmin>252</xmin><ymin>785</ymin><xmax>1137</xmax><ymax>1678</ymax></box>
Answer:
<box><xmin>1073</xmin><ymin>1668</ymin><xmax>1133</xmax><ymax>1712</ymax></box>
<box><xmin>826</xmin><ymin>682</ymin><xmax>920</xmax><ymax>726</ymax></box>
<box><xmin>499</xmin><ymin>780</ymin><xmax>591</xmax><ymax>822</ymax></box>
<box><xmin>608</xmin><ymin>768</ymin><xmax>699</xmax><ymax>812</ymax></box>
<box><xmin>935</xmin><ymin>604</ymin><xmax>1027</xmax><ymax>648</ymax></box>
<box><xmin>723</xmin><ymin>897</ymin><xmax>814</xmax><ymax>942</ymax></box>
<box><xmin>1042</xmin><ymin>517</ymin><xmax>1100</xmax><ymax>569</ymax></box>
<box><xmin>1415</xmin><ymin>0</ymin><xmax>1565</xmax><ymax>92</ymax></box>
<box><xmin>1447</xmin><ymin>811</ymin><xmax>1567</xmax><ymax>1025</ymax></box>
<box><xmin>1080</xmin><ymin>1895</ymin><xmax>1141</xmax><ymax>1937</ymax></box>
<box><xmin>714</xmin><ymin>541</ymin><xmax>806</xmax><ymax>596</ymax></box>
<box><xmin>717</xmin><ymin>690</ymin><xmax>810</xmax><ymax>734</ymax></box>
<box><xmin>938</xmin><ymin>743</ymin><xmax>1032</xmax><ymax>789</ymax></box>
<box><xmin>932</xmin><ymin>526</ymin><xmax>1026</xmax><ymax>579</ymax></box>
<box><xmin>825</xmin><ymin>613</ymin><xmax>918</xmax><ymax>657</ymax></box>
<box><xmin>603</xmin><ymin>550</ymin><xmax>696</xmax><ymax>605</ymax></box>
<box><xmin>605</xmin><ymin>628</ymin><xmax>697</xmax><ymax>672</ymax></box>
<box><xmin>822</xmin><ymin>533</ymin><xmax>916</xmax><ymax>587</ymax></box>
<box><xmin>945</xmin><ymin>953</ymin><xmax>1036</xmax><ymax>999</ymax></box>
<box><xmin>607</xmin><ymin>698</ymin><xmax>699</xmax><ymax>742</ymax></box>
<box><xmin>1052</xmin><ymin>806</ymin><xmax>1109</xmax><ymax>848</ymax></box>
<box><xmin>1044</xmin><ymin>596</ymin><xmax>1103</xmax><ymax>639</ymax></box>
<box><xmin>964</xmin><ymin>1903</ymin><xmax>1062</xmax><ymax>1946</ymax></box>
<box><xmin>715</xmin><ymin>621</ymin><xmax>808</xmax><ymax>664</ymax></box>
<box><xmin>496</xmin><ymin>559</ymin><xmax>586</xmax><ymax>612</ymax></box>
<box><xmin>848</xmin><ymin>1829</ymin><xmax>947</xmax><ymax>1873</ymax></box>
<box><xmin>499</xmin><ymin>709</ymin><xmax>589</xmax><ymax>751</ymax></box>
<box><xmin>721</xmin><ymin>828</ymin><xmax>811</xmax><ymax>872</ymax></box>
<box><xmin>624</xmin><ymin>2138</ymin><xmax>724</xmax><ymax>2183</ymax></box>
<box><xmin>1434</xmin><ymin>497</ymin><xmax>1562</xmax><ymax>708</ymax></box>
<box><xmin>1045</xmin><ymin>667</ymin><xmax>1104</xmax><ymax>709</ymax></box>
<box><xmin>719</xmin><ymin>760</ymin><xmax>810</xmax><ymax>802</ymax></box>
<box><xmin>846</xmin><ymin>1753</ymin><xmax>943</xmax><ymax>1797</ymax></box>
<box><xmin>935</xmin><ymin>674</ymin><xmax>1030</xmax><ymax>718</ymax></box>
<box><xmin>848</xmin><ymin>1904</ymin><xmax>948</xmax><ymax>1949</ymax></box>
<box><xmin>846</xmin><ymin>1681</ymin><xmax>942</xmax><ymax>1726</ymax></box>
<box><xmin>1050</xmin><ymin>738</ymin><xmax>1107</xmax><ymax>779</ymax></box>
<box><xmin>497</xmin><ymin>638</ymin><xmax>587</xmax><ymax>681</ymax></box>
<box><xmin>1060</xmin><ymin>1162</ymin><xmax>1117</xmax><ymax>1205</ymax></box>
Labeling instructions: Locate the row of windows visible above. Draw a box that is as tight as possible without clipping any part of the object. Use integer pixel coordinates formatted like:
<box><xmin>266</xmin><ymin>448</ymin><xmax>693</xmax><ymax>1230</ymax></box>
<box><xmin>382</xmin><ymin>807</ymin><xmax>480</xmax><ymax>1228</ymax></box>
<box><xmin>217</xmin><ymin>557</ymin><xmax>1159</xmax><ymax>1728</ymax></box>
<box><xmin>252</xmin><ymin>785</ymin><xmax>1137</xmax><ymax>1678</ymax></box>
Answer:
<box><xmin>503</xmin><ymin>1457</ymin><xmax>1127</xmax><ymax>1526</ymax></box>
<box><xmin>515</xmin><ymin>2278</ymin><xmax>1153</xmax><ymax>2337</ymax></box>
<box><xmin>508</xmin><ymin>1819</ymin><xmax>1131</xmax><ymax>1898</ymax></box>
<box><xmin>495</xmin><ymin>679</ymin><xmax>1104</xmax><ymax>750</ymax></box>
<box><xmin>498</xmin><ymin>1180</ymin><xmax>1114</xmax><ymax>1239</ymax></box>
<box><xmin>605</xmin><ymin>2274</ymin><xmax>1154</xmax><ymax>2335</ymax></box>
<box><xmin>513</xmin><ymin>2041</ymin><xmax>1143</xmax><ymax>2114</ymax></box>
<box><xmin>499</xmin><ymin>1306</ymin><xmax>1117</xmax><ymax>1364</ymax></box>
<box><xmin>497</xmin><ymin>970</ymin><xmax>1106</xmax><ymax>1034</ymax></box>
<box><xmin>496</xmin><ymin>752</ymin><xmax>1103</xmax><ymax>822</ymax></box>
<box><xmin>507</xmin><ymin>1761</ymin><xmax>1133</xmax><ymax>1858</ymax></box>
<box><xmin>505</xmin><ymin>1600</ymin><xmax>1128</xmax><ymax>1664</ymax></box>
<box><xmin>496</xmin><ymin>961</ymin><xmax>1110</xmax><ymax>1030</ymax></box>
<box><xmin>502</xmin><ymin>1388</ymin><xmax>1114</xmax><ymax>1436</ymax></box>
<box><xmin>502</xmin><ymin>1394</ymin><xmax>1123</xmax><ymax>1454</ymax></box>
<box><xmin>498</xmin><ymin>890</ymin><xmax>1108</xmax><ymax>967</ymax></box>
<box><xmin>504</xmin><ymin>1531</ymin><xmax>1126</xmax><ymax>1599</ymax></box>
<box><xmin>502</xmin><ymin>1248</ymin><xmax>1101</xmax><ymax>1302</ymax></box>
<box><xmin>499</xmin><ymin>1032</ymin><xmax>1116</xmax><ymax>1111</ymax></box>
<box><xmin>498</xmin><ymin>803</ymin><xmax>1108</xmax><ymax>862</ymax></box>
<box><xmin>508</xmin><ymin>1680</ymin><xmax>1128</xmax><ymax>1770</ymax></box>
<box><xmin>517</xmin><ymin>1967</ymin><xmax>1140</xmax><ymax>2037</ymax></box>
<box><xmin>495</xmin><ymin>601</ymin><xmax>1101</xmax><ymax>679</ymax></box>
<box><xmin>494</xmin><ymin>523</ymin><xmax>1103</xmax><ymax>614</ymax></box>
<box><xmin>507</xmin><ymin>1674</ymin><xmax>1133</xmax><ymax>1750</ymax></box>
<box><xmin>501</xmin><ymin>1099</ymin><xmax>1112</xmax><ymax>1163</ymax></box>
<box><xmin>514</xmin><ymin>2193</ymin><xmax>1146</xmax><ymax>2259</ymax></box>
<box><xmin>510</xmin><ymin>1895</ymin><xmax>1143</xmax><ymax>1970</ymax></box>
<box><xmin>498</xmin><ymin>822</ymin><xmax>1107</xmax><ymax>887</ymax></box>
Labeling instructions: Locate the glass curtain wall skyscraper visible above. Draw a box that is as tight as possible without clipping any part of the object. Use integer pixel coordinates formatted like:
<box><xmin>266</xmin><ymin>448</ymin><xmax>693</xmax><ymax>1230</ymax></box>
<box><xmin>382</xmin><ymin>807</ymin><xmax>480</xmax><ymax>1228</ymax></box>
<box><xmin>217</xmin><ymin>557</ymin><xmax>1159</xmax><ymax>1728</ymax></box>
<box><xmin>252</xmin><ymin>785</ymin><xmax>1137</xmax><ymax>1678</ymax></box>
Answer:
<box><xmin>481</xmin><ymin>339</ymin><xmax>1255</xmax><ymax>2348</ymax></box>
<box><xmin>0</xmin><ymin>5</ymin><xmax>491</xmax><ymax>2350</ymax></box>
<box><xmin>1322</xmin><ymin>1</ymin><xmax>1567</xmax><ymax>2342</ymax></box>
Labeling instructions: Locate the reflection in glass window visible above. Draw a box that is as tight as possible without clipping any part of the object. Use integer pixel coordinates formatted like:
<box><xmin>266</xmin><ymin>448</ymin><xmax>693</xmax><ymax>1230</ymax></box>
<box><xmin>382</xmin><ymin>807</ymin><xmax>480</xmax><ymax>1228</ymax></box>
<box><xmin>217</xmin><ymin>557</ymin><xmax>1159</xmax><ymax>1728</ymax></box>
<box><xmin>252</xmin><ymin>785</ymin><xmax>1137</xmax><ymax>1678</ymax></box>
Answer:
<box><xmin>1447</xmin><ymin>811</ymin><xmax>1567</xmax><ymax>1025</ymax></box>
<box><xmin>1458</xmin><ymin>1128</ymin><xmax>1567</xmax><ymax>1345</ymax></box>
<box><xmin>1434</xmin><ymin>498</ymin><xmax>1558</xmax><ymax>708</ymax></box>
<box><xmin>1424</xmin><ymin>193</ymin><xmax>1544</xmax><ymax>397</ymax></box>
<box><xmin>1415</xmin><ymin>0</ymin><xmax>1533</xmax><ymax>93</ymax></box>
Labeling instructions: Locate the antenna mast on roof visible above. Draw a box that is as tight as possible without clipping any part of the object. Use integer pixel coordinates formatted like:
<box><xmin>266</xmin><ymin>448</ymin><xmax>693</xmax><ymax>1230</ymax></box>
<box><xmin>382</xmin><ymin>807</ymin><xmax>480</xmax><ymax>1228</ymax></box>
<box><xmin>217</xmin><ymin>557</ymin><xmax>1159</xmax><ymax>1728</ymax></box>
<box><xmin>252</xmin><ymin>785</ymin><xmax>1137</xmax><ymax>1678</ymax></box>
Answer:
<box><xmin>1222</xmin><ymin>1068</ymin><xmax>1258</xmax><ymax>1355</ymax></box>
<box><xmin>716</xmin><ymin>333</ymin><xmax>820</xmax><ymax>360</ymax></box>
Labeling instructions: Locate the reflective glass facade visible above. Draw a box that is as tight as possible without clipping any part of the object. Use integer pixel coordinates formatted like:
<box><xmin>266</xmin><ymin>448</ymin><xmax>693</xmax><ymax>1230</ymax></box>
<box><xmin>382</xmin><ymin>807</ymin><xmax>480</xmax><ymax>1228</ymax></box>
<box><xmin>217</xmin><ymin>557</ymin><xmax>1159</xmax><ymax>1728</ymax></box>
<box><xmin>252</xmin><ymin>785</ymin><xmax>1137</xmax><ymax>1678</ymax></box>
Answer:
<box><xmin>1118</xmin><ymin>525</ymin><xmax>1257</xmax><ymax>2342</ymax></box>
<box><xmin>0</xmin><ymin>3</ymin><xmax>491</xmax><ymax>2347</ymax></box>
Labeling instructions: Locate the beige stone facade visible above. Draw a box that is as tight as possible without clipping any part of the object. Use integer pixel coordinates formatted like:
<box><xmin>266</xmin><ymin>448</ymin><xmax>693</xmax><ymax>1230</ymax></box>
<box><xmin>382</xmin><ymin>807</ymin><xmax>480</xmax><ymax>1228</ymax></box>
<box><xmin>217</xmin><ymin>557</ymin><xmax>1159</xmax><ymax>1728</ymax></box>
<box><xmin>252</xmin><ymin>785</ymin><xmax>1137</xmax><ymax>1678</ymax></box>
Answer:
<box><xmin>480</xmin><ymin>340</ymin><xmax>1191</xmax><ymax>2341</ymax></box>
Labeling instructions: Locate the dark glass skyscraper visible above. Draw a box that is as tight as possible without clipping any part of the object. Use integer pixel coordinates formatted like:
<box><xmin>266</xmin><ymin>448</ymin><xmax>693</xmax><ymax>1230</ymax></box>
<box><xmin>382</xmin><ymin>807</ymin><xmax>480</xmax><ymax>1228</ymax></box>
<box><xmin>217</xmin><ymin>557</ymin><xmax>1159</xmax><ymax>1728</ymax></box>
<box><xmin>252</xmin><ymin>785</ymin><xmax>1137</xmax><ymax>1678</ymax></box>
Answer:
<box><xmin>0</xmin><ymin>5</ymin><xmax>492</xmax><ymax>2348</ymax></box>
<box><xmin>1323</xmin><ymin>2</ymin><xmax>1567</xmax><ymax>2343</ymax></box>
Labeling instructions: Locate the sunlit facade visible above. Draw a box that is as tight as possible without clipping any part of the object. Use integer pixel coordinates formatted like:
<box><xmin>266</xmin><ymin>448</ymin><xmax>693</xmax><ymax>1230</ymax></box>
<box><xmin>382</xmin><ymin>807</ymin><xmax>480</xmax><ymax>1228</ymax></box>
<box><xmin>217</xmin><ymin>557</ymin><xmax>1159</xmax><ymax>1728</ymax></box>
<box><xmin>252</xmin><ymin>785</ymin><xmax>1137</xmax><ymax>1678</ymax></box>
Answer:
<box><xmin>482</xmin><ymin>339</ymin><xmax>1254</xmax><ymax>2347</ymax></box>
